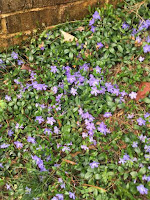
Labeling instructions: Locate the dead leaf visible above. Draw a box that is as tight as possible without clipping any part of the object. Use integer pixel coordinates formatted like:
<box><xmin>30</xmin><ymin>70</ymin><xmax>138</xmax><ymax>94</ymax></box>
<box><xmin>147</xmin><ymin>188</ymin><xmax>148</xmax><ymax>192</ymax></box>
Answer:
<box><xmin>61</xmin><ymin>30</ymin><xmax>77</xmax><ymax>42</ymax></box>
<box><xmin>62</xmin><ymin>159</ymin><xmax>77</xmax><ymax>165</ymax></box>
<box><xmin>88</xmin><ymin>145</ymin><xmax>97</xmax><ymax>150</ymax></box>
<box><xmin>71</xmin><ymin>151</ymin><xmax>81</xmax><ymax>157</ymax></box>
<box><xmin>83</xmin><ymin>184</ymin><xmax>106</xmax><ymax>192</ymax></box>
<box><xmin>136</xmin><ymin>82</ymin><xmax>150</xmax><ymax>101</ymax></box>
<box><xmin>38</xmin><ymin>41</ymin><xmax>44</xmax><ymax>48</ymax></box>
<box><xmin>76</xmin><ymin>26</ymin><xmax>85</xmax><ymax>31</ymax></box>
<box><xmin>21</xmin><ymin>64</ymin><xmax>34</xmax><ymax>71</ymax></box>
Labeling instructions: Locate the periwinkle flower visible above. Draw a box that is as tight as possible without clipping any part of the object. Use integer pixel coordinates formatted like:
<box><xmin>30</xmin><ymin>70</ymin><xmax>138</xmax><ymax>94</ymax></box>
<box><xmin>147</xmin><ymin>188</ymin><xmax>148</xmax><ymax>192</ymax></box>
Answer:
<box><xmin>129</xmin><ymin>92</ymin><xmax>137</xmax><ymax>99</ymax></box>
<box><xmin>122</xmin><ymin>22</ymin><xmax>130</xmax><ymax>29</ymax></box>
<box><xmin>69</xmin><ymin>192</ymin><xmax>76</xmax><ymax>199</ymax></box>
<box><xmin>70</xmin><ymin>87</ymin><xmax>77</xmax><ymax>96</ymax></box>
<box><xmin>103</xmin><ymin>112</ymin><xmax>112</xmax><ymax>118</ymax></box>
<box><xmin>0</xmin><ymin>143</ymin><xmax>10</xmax><ymax>148</ymax></box>
<box><xmin>8</xmin><ymin>129</ymin><xmax>14</xmax><ymax>136</ymax></box>
<box><xmin>5</xmin><ymin>95</ymin><xmax>11</xmax><ymax>101</ymax></box>
<box><xmin>97</xmin><ymin>42</ymin><xmax>104</xmax><ymax>49</ymax></box>
<box><xmin>11</xmin><ymin>51</ymin><xmax>18</xmax><ymax>59</ymax></box>
<box><xmin>137</xmin><ymin>184</ymin><xmax>148</xmax><ymax>195</ymax></box>
<box><xmin>27</xmin><ymin>136</ymin><xmax>36</xmax><ymax>144</ymax></box>
<box><xmin>89</xmin><ymin>18</ymin><xmax>95</xmax><ymax>26</ymax></box>
<box><xmin>89</xmin><ymin>161</ymin><xmax>99</xmax><ymax>168</ymax></box>
<box><xmin>14</xmin><ymin>141</ymin><xmax>23</xmax><ymax>149</ymax></box>
<box><xmin>137</xmin><ymin>117</ymin><xmax>146</xmax><ymax>126</ymax></box>
<box><xmin>35</xmin><ymin>116</ymin><xmax>44</xmax><ymax>124</ymax></box>
<box><xmin>47</xmin><ymin>117</ymin><xmax>56</xmax><ymax>125</ymax></box>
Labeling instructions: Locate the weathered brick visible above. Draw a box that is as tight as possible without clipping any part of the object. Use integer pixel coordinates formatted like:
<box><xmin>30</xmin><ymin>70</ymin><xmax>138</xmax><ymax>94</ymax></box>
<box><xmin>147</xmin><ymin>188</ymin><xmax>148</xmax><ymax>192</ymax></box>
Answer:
<box><xmin>59</xmin><ymin>0</ymin><xmax>98</xmax><ymax>22</ymax></box>
<box><xmin>1</xmin><ymin>0</ymin><xmax>81</xmax><ymax>14</ymax></box>
<box><xmin>0</xmin><ymin>19</ymin><xmax>2</xmax><ymax>33</ymax></box>
<box><xmin>6</xmin><ymin>6</ymin><xmax>60</xmax><ymax>33</ymax></box>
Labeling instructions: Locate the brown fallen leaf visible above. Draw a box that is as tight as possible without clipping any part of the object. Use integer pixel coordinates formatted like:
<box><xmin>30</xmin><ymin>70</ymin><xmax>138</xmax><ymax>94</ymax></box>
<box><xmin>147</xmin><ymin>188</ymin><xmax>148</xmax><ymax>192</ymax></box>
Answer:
<box><xmin>71</xmin><ymin>151</ymin><xmax>81</xmax><ymax>157</ymax></box>
<box><xmin>136</xmin><ymin>82</ymin><xmax>150</xmax><ymax>101</ymax></box>
<box><xmin>61</xmin><ymin>30</ymin><xmax>78</xmax><ymax>42</ymax></box>
<box><xmin>21</xmin><ymin>64</ymin><xmax>34</xmax><ymax>71</ymax></box>
<box><xmin>62</xmin><ymin>159</ymin><xmax>77</xmax><ymax>165</ymax></box>
<box><xmin>76</xmin><ymin>26</ymin><xmax>85</xmax><ymax>31</ymax></box>
<box><xmin>38</xmin><ymin>41</ymin><xmax>44</xmax><ymax>49</ymax></box>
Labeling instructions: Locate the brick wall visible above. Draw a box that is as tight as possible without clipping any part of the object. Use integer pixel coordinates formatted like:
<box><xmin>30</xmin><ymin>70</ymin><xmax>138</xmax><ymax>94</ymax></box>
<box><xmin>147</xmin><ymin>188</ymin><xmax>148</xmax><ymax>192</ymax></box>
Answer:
<box><xmin>0</xmin><ymin>0</ymin><xmax>121</xmax><ymax>49</ymax></box>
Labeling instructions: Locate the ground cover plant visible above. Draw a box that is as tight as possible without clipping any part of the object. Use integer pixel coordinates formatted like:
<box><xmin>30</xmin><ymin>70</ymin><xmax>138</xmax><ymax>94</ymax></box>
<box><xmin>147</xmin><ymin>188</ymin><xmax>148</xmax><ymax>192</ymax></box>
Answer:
<box><xmin>0</xmin><ymin>0</ymin><xmax>150</xmax><ymax>199</ymax></box>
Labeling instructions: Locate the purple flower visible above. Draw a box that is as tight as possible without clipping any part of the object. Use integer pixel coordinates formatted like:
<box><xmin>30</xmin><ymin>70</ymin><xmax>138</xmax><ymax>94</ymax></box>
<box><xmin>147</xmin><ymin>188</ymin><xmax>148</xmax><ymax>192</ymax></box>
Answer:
<box><xmin>118</xmin><ymin>158</ymin><xmax>126</xmax><ymax>164</ymax></box>
<box><xmin>127</xmin><ymin>114</ymin><xmax>134</xmax><ymax>119</ymax></box>
<box><xmin>120</xmin><ymin>90</ymin><xmax>127</xmax><ymax>97</ymax></box>
<box><xmin>54</xmin><ymin>126</ymin><xmax>59</xmax><ymax>134</ymax></box>
<box><xmin>139</xmin><ymin>134</ymin><xmax>147</xmax><ymax>142</ymax></box>
<box><xmin>92</xmin><ymin>11</ymin><xmax>101</xmax><ymax>20</ymax></box>
<box><xmin>138</xmin><ymin>56</ymin><xmax>144</xmax><ymax>62</ymax></box>
<box><xmin>97</xmin><ymin>42</ymin><xmax>104</xmax><ymax>49</ymax></box>
<box><xmin>62</xmin><ymin>146</ymin><xmax>70</xmax><ymax>152</ymax></box>
<box><xmin>0</xmin><ymin>163</ymin><xmax>4</xmax><ymax>168</ymax></box>
<box><xmin>17</xmin><ymin>60</ymin><xmax>24</xmax><ymax>65</ymax></box>
<box><xmin>44</xmin><ymin>128</ymin><xmax>52</xmax><ymax>135</ymax></box>
<box><xmin>56</xmin><ymin>194</ymin><xmax>64</xmax><ymax>200</ymax></box>
<box><xmin>143</xmin><ymin>44</ymin><xmax>150</xmax><ymax>53</ymax></box>
<box><xmin>90</xmin><ymin>26</ymin><xmax>96</xmax><ymax>33</ymax></box>
<box><xmin>15</xmin><ymin>123</ymin><xmax>23</xmax><ymax>129</ymax></box>
<box><xmin>11</xmin><ymin>51</ymin><xmax>18</xmax><ymax>59</ymax></box>
<box><xmin>25</xmin><ymin>186</ymin><xmax>31</xmax><ymax>194</ymax></box>
<box><xmin>27</xmin><ymin>136</ymin><xmax>36</xmax><ymax>144</ymax></box>
<box><xmin>129</xmin><ymin>92</ymin><xmax>137</xmax><ymax>99</ymax></box>
<box><xmin>89</xmin><ymin>18</ymin><xmax>95</xmax><ymax>26</ymax></box>
<box><xmin>0</xmin><ymin>59</ymin><xmax>3</xmax><ymax>64</ymax></box>
<box><xmin>135</xmin><ymin>36</ymin><xmax>141</xmax><ymax>43</ymax></box>
<box><xmin>137</xmin><ymin>117</ymin><xmax>146</xmax><ymax>126</ymax></box>
<box><xmin>97</xmin><ymin>122</ymin><xmax>109</xmax><ymax>135</ymax></box>
<box><xmin>35</xmin><ymin>116</ymin><xmax>44</xmax><ymax>124</ymax></box>
<box><xmin>70</xmin><ymin>88</ymin><xmax>77</xmax><ymax>96</ymax></box>
<box><xmin>5</xmin><ymin>95</ymin><xmax>11</xmax><ymax>101</ymax></box>
<box><xmin>86</xmin><ymin>122</ymin><xmax>95</xmax><ymax>131</ymax></box>
<box><xmin>81</xmin><ymin>145</ymin><xmax>89</xmax><ymax>150</ymax></box>
<box><xmin>47</xmin><ymin>117</ymin><xmax>56</xmax><ymax>125</ymax></box>
<box><xmin>103</xmin><ymin>112</ymin><xmax>112</xmax><ymax>118</ymax></box>
<box><xmin>144</xmin><ymin>113</ymin><xmax>150</xmax><ymax>118</ymax></box>
<box><xmin>69</xmin><ymin>192</ymin><xmax>76</xmax><ymax>199</ymax></box>
<box><xmin>95</xmin><ymin>66</ymin><xmax>101</xmax><ymax>73</ymax></box>
<box><xmin>122</xmin><ymin>22</ymin><xmax>130</xmax><ymax>29</ymax></box>
<box><xmin>51</xmin><ymin>66</ymin><xmax>58</xmax><ymax>73</ymax></box>
<box><xmin>0</xmin><ymin>143</ymin><xmax>10</xmax><ymax>148</ymax></box>
<box><xmin>91</xmin><ymin>86</ymin><xmax>99</xmax><ymax>96</ymax></box>
<box><xmin>14</xmin><ymin>141</ymin><xmax>23</xmax><ymax>149</ymax></box>
<box><xmin>132</xmin><ymin>141</ymin><xmax>138</xmax><ymax>148</ymax></box>
<box><xmin>52</xmin><ymin>86</ymin><xmax>58</xmax><ymax>94</ymax></box>
<box><xmin>60</xmin><ymin>183</ymin><xmax>65</xmax><ymax>189</ymax></box>
<box><xmin>51</xmin><ymin>197</ymin><xmax>58</xmax><ymax>200</ymax></box>
<box><xmin>82</xmin><ymin>132</ymin><xmax>88</xmax><ymax>138</ymax></box>
<box><xmin>32</xmin><ymin>82</ymin><xmax>48</xmax><ymax>90</ymax></box>
<box><xmin>40</xmin><ymin>46</ymin><xmax>45</xmax><ymax>51</ymax></box>
<box><xmin>89</xmin><ymin>161</ymin><xmax>99</xmax><ymax>168</ymax></box>
<box><xmin>6</xmin><ymin>184</ymin><xmax>11</xmax><ymax>190</ymax></box>
<box><xmin>67</xmin><ymin>74</ymin><xmax>76</xmax><ymax>84</ymax></box>
<box><xmin>146</xmin><ymin>36</ymin><xmax>150</xmax><ymax>43</ymax></box>
<box><xmin>123</xmin><ymin>154</ymin><xmax>130</xmax><ymax>161</ymax></box>
<box><xmin>8</xmin><ymin>129</ymin><xmax>14</xmax><ymax>136</ymax></box>
<box><xmin>137</xmin><ymin>184</ymin><xmax>148</xmax><ymax>195</ymax></box>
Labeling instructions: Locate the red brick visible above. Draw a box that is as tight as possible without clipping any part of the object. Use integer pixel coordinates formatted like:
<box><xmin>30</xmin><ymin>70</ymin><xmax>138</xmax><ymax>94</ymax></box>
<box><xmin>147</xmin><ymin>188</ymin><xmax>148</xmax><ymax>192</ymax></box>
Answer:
<box><xmin>1</xmin><ymin>0</ymin><xmax>80</xmax><ymax>14</ymax></box>
<box><xmin>59</xmin><ymin>0</ymin><xmax>98</xmax><ymax>22</ymax></box>
<box><xmin>5</xmin><ymin>6</ymin><xmax>60</xmax><ymax>34</ymax></box>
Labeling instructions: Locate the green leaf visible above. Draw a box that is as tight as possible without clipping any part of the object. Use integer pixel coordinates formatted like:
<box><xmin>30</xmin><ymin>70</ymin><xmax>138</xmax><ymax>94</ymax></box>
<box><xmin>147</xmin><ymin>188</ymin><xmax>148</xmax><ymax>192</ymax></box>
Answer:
<box><xmin>118</xmin><ymin>45</ymin><xmax>123</xmax><ymax>53</ymax></box>
<box><xmin>95</xmin><ymin>174</ymin><xmax>101</xmax><ymax>180</ymax></box>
